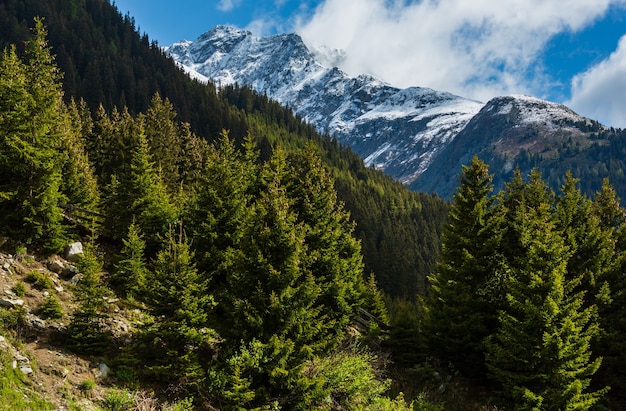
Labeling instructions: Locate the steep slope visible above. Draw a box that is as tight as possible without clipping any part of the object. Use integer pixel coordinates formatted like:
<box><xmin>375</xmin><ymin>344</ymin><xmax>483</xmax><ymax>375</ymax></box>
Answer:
<box><xmin>411</xmin><ymin>95</ymin><xmax>607</xmax><ymax>197</ymax></box>
<box><xmin>168</xmin><ymin>26</ymin><xmax>626</xmax><ymax>201</ymax></box>
<box><xmin>0</xmin><ymin>2</ymin><xmax>450</xmax><ymax>300</ymax></box>
<box><xmin>165</xmin><ymin>26</ymin><xmax>483</xmax><ymax>185</ymax></box>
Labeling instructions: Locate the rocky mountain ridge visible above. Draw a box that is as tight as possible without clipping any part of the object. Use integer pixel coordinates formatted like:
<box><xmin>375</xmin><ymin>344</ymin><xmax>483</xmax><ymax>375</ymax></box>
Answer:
<box><xmin>166</xmin><ymin>26</ymin><xmax>606</xmax><ymax>196</ymax></box>
<box><xmin>165</xmin><ymin>26</ymin><xmax>484</xmax><ymax>185</ymax></box>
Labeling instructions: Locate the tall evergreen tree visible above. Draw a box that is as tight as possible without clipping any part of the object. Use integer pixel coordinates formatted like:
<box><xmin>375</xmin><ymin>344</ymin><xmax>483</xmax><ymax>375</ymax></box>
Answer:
<box><xmin>499</xmin><ymin>168</ymin><xmax>555</xmax><ymax>266</ymax></box>
<box><xmin>286</xmin><ymin>144</ymin><xmax>375</xmax><ymax>351</ymax></box>
<box><xmin>186</xmin><ymin>131</ymin><xmax>254</xmax><ymax>277</ymax></box>
<box><xmin>112</xmin><ymin>220</ymin><xmax>149</xmax><ymax>298</ymax></box>
<box><xmin>593</xmin><ymin>180</ymin><xmax>626</xmax><ymax>406</ymax></box>
<box><xmin>424</xmin><ymin>156</ymin><xmax>505</xmax><ymax>378</ymax></box>
<box><xmin>555</xmin><ymin>172</ymin><xmax>613</xmax><ymax>311</ymax></box>
<box><xmin>66</xmin><ymin>243</ymin><xmax>112</xmax><ymax>355</ymax></box>
<box><xmin>142</xmin><ymin>229</ymin><xmax>218</xmax><ymax>396</ymax></box>
<box><xmin>215</xmin><ymin>147</ymin><xmax>326</xmax><ymax>409</ymax></box>
<box><xmin>105</xmin><ymin>129</ymin><xmax>177</xmax><ymax>254</ymax></box>
<box><xmin>486</xmin><ymin>186</ymin><xmax>607</xmax><ymax>410</ymax></box>
<box><xmin>144</xmin><ymin>93</ymin><xmax>181</xmax><ymax>189</ymax></box>
<box><xmin>0</xmin><ymin>18</ymin><xmax>68</xmax><ymax>251</ymax></box>
<box><xmin>62</xmin><ymin>98</ymin><xmax>101</xmax><ymax>213</ymax></box>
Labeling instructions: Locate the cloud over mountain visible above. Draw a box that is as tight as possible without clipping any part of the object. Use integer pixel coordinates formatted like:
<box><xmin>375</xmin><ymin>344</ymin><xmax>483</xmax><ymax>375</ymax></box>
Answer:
<box><xmin>568</xmin><ymin>34</ymin><xmax>626</xmax><ymax>128</ymax></box>
<box><xmin>295</xmin><ymin>0</ymin><xmax>626</xmax><ymax>112</ymax></box>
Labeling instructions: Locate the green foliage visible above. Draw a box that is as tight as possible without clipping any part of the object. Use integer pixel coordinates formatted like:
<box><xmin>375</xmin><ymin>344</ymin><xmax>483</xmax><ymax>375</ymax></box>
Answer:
<box><xmin>0</xmin><ymin>350</ymin><xmax>55</xmax><ymax>411</ymax></box>
<box><xmin>62</xmin><ymin>98</ymin><xmax>101</xmax><ymax>215</ymax></box>
<box><xmin>424</xmin><ymin>156</ymin><xmax>505</xmax><ymax>378</ymax></box>
<box><xmin>165</xmin><ymin>397</ymin><xmax>195</xmax><ymax>411</ymax></box>
<box><xmin>78</xmin><ymin>379</ymin><xmax>96</xmax><ymax>392</ymax></box>
<box><xmin>106</xmin><ymin>130</ymin><xmax>178</xmax><ymax>256</ymax></box>
<box><xmin>11</xmin><ymin>281</ymin><xmax>26</xmax><ymax>297</ymax></box>
<box><xmin>37</xmin><ymin>295</ymin><xmax>63</xmax><ymax>319</ymax></box>
<box><xmin>101</xmin><ymin>389</ymin><xmax>135</xmax><ymax>411</ymax></box>
<box><xmin>384</xmin><ymin>298</ymin><xmax>425</xmax><ymax>368</ymax></box>
<box><xmin>0</xmin><ymin>306</ymin><xmax>28</xmax><ymax>334</ymax></box>
<box><xmin>303</xmin><ymin>351</ymin><xmax>396</xmax><ymax>410</ymax></box>
<box><xmin>141</xmin><ymin>231</ymin><xmax>218</xmax><ymax>397</ymax></box>
<box><xmin>66</xmin><ymin>243</ymin><xmax>111</xmax><ymax>355</ymax></box>
<box><xmin>112</xmin><ymin>221</ymin><xmax>149</xmax><ymax>297</ymax></box>
<box><xmin>411</xmin><ymin>394</ymin><xmax>444</xmax><ymax>411</ymax></box>
<box><xmin>144</xmin><ymin>93</ymin><xmax>182</xmax><ymax>188</ymax></box>
<box><xmin>0</xmin><ymin>19</ymin><xmax>69</xmax><ymax>251</ymax></box>
<box><xmin>214</xmin><ymin>147</ymin><xmax>324</xmax><ymax>407</ymax></box>
<box><xmin>286</xmin><ymin>145</ymin><xmax>377</xmax><ymax>348</ymax></box>
<box><xmin>423</xmin><ymin>160</ymin><xmax>616</xmax><ymax>407</ymax></box>
<box><xmin>485</xmin><ymin>188</ymin><xmax>607</xmax><ymax>409</ymax></box>
<box><xmin>25</xmin><ymin>271</ymin><xmax>54</xmax><ymax>290</ymax></box>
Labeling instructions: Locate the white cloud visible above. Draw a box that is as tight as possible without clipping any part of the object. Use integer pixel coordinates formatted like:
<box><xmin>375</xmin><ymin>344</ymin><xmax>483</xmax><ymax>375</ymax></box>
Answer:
<box><xmin>567</xmin><ymin>35</ymin><xmax>626</xmax><ymax>128</ymax></box>
<box><xmin>295</xmin><ymin>0</ymin><xmax>626</xmax><ymax>105</ymax></box>
<box><xmin>217</xmin><ymin>0</ymin><xmax>242</xmax><ymax>12</ymax></box>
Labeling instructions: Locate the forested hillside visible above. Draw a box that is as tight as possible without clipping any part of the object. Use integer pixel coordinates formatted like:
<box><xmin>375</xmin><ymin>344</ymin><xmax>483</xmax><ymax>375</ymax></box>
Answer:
<box><xmin>0</xmin><ymin>18</ymin><xmax>438</xmax><ymax>410</ymax></box>
<box><xmin>3</xmin><ymin>1</ymin><xmax>626</xmax><ymax>410</ymax></box>
<box><xmin>0</xmin><ymin>0</ymin><xmax>447</xmax><ymax>300</ymax></box>
<box><xmin>412</xmin><ymin>95</ymin><xmax>626</xmax><ymax>201</ymax></box>
<box><xmin>423</xmin><ymin>157</ymin><xmax>626</xmax><ymax>409</ymax></box>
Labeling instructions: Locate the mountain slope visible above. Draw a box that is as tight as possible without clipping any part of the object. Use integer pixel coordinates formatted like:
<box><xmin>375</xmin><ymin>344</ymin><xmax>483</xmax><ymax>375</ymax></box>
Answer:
<box><xmin>0</xmin><ymin>1</ymin><xmax>450</xmax><ymax>300</ymax></box>
<box><xmin>412</xmin><ymin>94</ymin><xmax>607</xmax><ymax>197</ymax></box>
<box><xmin>168</xmin><ymin>26</ymin><xmax>624</xmax><ymax>201</ymax></box>
<box><xmin>165</xmin><ymin>26</ymin><xmax>483</xmax><ymax>185</ymax></box>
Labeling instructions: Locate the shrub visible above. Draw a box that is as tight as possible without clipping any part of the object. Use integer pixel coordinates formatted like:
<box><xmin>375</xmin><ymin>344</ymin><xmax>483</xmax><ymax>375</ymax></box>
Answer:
<box><xmin>25</xmin><ymin>271</ymin><xmax>54</xmax><ymax>290</ymax></box>
<box><xmin>78</xmin><ymin>379</ymin><xmax>96</xmax><ymax>392</ymax></box>
<box><xmin>11</xmin><ymin>281</ymin><xmax>26</xmax><ymax>297</ymax></box>
<box><xmin>102</xmin><ymin>389</ymin><xmax>135</xmax><ymax>411</ymax></box>
<box><xmin>163</xmin><ymin>397</ymin><xmax>194</xmax><ymax>411</ymax></box>
<box><xmin>37</xmin><ymin>295</ymin><xmax>63</xmax><ymax>319</ymax></box>
<box><xmin>114</xmin><ymin>366</ymin><xmax>137</xmax><ymax>384</ymax></box>
<box><xmin>0</xmin><ymin>306</ymin><xmax>28</xmax><ymax>333</ymax></box>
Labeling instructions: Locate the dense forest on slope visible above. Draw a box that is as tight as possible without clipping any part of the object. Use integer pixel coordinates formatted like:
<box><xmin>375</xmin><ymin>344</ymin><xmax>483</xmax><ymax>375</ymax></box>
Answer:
<box><xmin>0</xmin><ymin>0</ymin><xmax>448</xmax><ymax>300</ymax></box>
<box><xmin>0</xmin><ymin>0</ymin><xmax>235</xmax><ymax>139</ymax></box>
<box><xmin>422</xmin><ymin>157</ymin><xmax>626</xmax><ymax>409</ymax></box>
<box><xmin>3</xmin><ymin>6</ymin><xmax>626</xmax><ymax>410</ymax></box>
<box><xmin>0</xmin><ymin>19</ymin><xmax>436</xmax><ymax>410</ymax></box>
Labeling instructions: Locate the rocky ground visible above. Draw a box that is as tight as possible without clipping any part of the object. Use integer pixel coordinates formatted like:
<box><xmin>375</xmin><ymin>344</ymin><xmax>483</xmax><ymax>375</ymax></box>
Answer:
<box><xmin>0</xmin><ymin>246</ymin><xmax>141</xmax><ymax>410</ymax></box>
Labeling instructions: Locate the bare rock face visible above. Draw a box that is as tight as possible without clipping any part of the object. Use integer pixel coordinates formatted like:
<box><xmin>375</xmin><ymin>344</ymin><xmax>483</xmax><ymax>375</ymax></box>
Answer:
<box><xmin>47</xmin><ymin>258</ymin><xmax>65</xmax><ymax>274</ymax></box>
<box><xmin>65</xmin><ymin>242</ymin><xmax>83</xmax><ymax>262</ymax></box>
<box><xmin>0</xmin><ymin>297</ymin><xmax>24</xmax><ymax>308</ymax></box>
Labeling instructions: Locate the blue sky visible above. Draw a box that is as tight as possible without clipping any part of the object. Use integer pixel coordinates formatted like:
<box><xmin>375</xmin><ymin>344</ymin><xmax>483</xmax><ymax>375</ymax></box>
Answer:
<box><xmin>113</xmin><ymin>0</ymin><xmax>626</xmax><ymax>128</ymax></box>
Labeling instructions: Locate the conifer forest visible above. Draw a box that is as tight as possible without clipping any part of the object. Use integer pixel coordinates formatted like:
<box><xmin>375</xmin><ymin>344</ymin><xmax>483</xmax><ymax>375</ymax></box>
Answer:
<box><xmin>1</xmin><ymin>1</ymin><xmax>626</xmax><ymax>410</ymax></box>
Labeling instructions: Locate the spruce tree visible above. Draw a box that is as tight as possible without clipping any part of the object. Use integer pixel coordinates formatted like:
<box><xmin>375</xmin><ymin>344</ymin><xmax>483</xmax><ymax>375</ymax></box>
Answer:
<box><xmin>215</xmin><ymin>147</ymin><xmax>324</xmax><ymax>409</ymax></box>
<box><xmin>106</xmin><ymin>129</ymin><xmax>178</xmax><ymax>255</ymax></box>
<box><xmin>62</xmin><ymin>98</ymin><xmax>101</xmax><ymax>214</ymax></box>
<box><xmin>0</xmin><ymin>19</ymin><xmax>67</xmax><ymax>250</ymax></box>
<box><xmin>424</xmin><ymin>156</ymin><xmax>505</xmax><ymax>378</ymax></box>
<box><xmin>143</xmin><ymin>229</ymin><xmax>218</xmax><ymax>394</ymax></box>
<box><xmin>112</xmin><ymin>221</ymin><xmax>149</xmax><ymax>298</ymax></box>
<box><xmin>593</xmin><ymin>180</ymin><xmax>626</xmax><ymax>406</ymax></box>
<box><xmin>486</xmin><ymin>187</ymin><xmax>607</xmax><ymax>410</ymax></box>
<box><xmin>66</xmin><ymin>243</ymin><xmax>112</xmax><ymax>355</ymax></box>
<box><xmin>186</xmin><ymin>131</ymin><xmax>254</xmax><ymax>277</ymax></box>
<box><xmin>144</xmin><ymin>93</ymin><xmax>181</xmax><ymax>189</ymax></box>
<box><xmin>286</xmin><ymin>144</ymin><xmax>373</xmax><ymax>352</ymax></box>
<box><xmin>555</xmin><ymin>172</ymin><xmax>613</xmax><ymax>309</ymax></box>
<box><xmin>498</xmin><ymin>168</ymin><xmax>555</xmax><ymax>267</ymax></box>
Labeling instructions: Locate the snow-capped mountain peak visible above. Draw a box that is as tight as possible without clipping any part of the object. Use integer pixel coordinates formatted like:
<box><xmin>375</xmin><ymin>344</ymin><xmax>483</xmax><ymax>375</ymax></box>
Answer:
<box><xmin>166</xmin><ymin>26</ymin><xmax>604</xmax><ymax>192</ymax></box>
<box><xmin>166</xmin><ymin>26</ymin><xmax>483</xmax><ymax>184</ymax></box>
